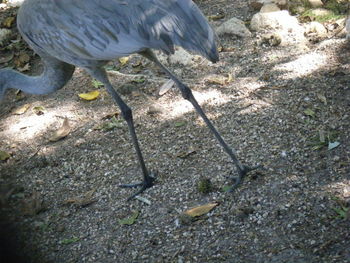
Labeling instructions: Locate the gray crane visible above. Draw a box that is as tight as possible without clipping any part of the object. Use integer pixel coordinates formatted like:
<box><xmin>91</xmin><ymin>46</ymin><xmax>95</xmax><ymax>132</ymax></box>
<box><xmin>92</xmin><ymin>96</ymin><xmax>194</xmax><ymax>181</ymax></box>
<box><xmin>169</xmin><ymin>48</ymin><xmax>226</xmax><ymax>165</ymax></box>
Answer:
<box><xmin>0</xmin><ymin>0</ymin><xmax>260</xmax><ymax>199</ymax></box>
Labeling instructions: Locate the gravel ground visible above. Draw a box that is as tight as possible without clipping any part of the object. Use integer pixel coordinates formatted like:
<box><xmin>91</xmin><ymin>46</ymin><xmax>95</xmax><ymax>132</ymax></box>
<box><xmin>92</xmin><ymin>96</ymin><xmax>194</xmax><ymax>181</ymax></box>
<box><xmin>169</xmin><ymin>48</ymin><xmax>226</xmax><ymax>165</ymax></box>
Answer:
<box><xmin>1</xmin><ymin>1</ymin><xmax>350</xmax><ymax>262</ymax></box>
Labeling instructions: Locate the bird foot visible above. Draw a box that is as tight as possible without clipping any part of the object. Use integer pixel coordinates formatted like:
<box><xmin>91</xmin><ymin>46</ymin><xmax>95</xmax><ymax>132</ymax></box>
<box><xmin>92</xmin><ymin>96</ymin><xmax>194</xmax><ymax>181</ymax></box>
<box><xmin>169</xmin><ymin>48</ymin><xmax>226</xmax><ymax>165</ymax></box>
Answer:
<box><xmin>226</xmin><ymin>164</ymin><xmax>264</xmax><ymax>192</ymax></box>
<box><xmin>119</xmin><ymin>172</ymin><xmax>156</xmax><ymax>200</ymax></box>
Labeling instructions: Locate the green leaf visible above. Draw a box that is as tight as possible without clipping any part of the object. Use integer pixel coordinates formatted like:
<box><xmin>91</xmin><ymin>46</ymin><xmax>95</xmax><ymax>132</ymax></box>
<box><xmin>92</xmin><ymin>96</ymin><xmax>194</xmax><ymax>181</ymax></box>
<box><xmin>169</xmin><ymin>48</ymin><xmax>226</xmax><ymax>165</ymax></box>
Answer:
<box><xmin>94</xmin><ymin>116</ymin><xmax>123</xmax><ymax>131</ymax></box>
<box><xmin>328</xmin><ymin>141</ymin><xmax>340</xmax><ymax>150</ymax></box>
<box><xmin>119</xmin><ymin>211</ymin><xmax>139</xmax><ymax>225</ymax></box>
<box><xmin>174</xmin><ymin>121</ymin><xmax>186</xmax><ymax>128</ymax></box>
<box><xmin>61</xmin><ymin>237</ymin><xmax>80</xmax><ymax>245</ymax></box>
<box><xmin>92</xmin><ymin>79</ymin><xmax>104</xmax><ymax>88</ymax></box>
<box><xmin>304</xmin><ymin>108</ymin><xmax>315</xmax><ymax>117</ymax></box>
<box><xmin>32</xmin><ymin>106</ymin><xmax>46</xmax><ymax>115</ymax></box>
<box><xmin>131</xmin><ymin>77</ymin><xmax>145</xmax><ymax>83</ymax></box>
<box><xmin>222</xmin><ymin>185</ymin><xmax>232</xmax><ymax>192</ymax></box>
<box><xmin>333</xmin><ymin>206</ymin><xmax>349</xmax><ymax>219</ymax></box>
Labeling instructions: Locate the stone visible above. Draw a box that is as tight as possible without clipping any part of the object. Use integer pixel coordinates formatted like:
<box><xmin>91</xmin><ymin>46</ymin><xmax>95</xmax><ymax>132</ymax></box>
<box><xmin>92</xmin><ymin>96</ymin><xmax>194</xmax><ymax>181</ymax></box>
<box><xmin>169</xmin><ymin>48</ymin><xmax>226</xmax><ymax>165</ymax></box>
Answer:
<box><xmin>261</xmin><ymin>3</ymin><xmax>281</xmax><ymax>13</ymax></box>
<box><xmin>308</xmin><ymin>0</ymin><xmax>323</xmax><ymax>8</ymax></box>
<box><xmin>304</xmin><ymin>21</ymin><xmax>327</xmax><ymax>38</ymax></box>
<box><xmin>250</xmin><ymin>10</ymin><xmax>300</xmax><ymax>31</ymax></box>
<box><xmin>0</xmin><ymin>28</ymin><xmax>11</xmax><ymax>45</ymax></box>
<box><xmin>250</xmin><ymin>10</ymin><xmax>307</xmax><ymax>48</ymax></box>
<box><xmin>216</xmin><ymin>17</ymin><xmax>251</xmax><ymax>38</ymax></box>
<box><xmin>250</xmin><ymin>0</ymin><xmax>288</xmax><ymax>10</ymax></box>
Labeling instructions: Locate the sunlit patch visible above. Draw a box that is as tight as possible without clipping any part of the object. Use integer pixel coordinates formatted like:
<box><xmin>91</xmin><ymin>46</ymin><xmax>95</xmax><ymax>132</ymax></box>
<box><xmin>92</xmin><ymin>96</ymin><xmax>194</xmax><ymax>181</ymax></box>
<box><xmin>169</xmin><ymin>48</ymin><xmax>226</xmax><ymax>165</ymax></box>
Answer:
<box><xmin>274</xmin><ymin>52</ymin><xmax>329</xmax><ymax>78</ymax></box>
<box><xmin>3</xmin><ymin>105</ymin><xmax>75</xmax><ymax>142</ymax></box>
<box><xmin>156</xmin><ymin>86</ymin><xmax>270</xmax><ymax>121</ymax></box>
<box><xmin>160</xmin><ymin>89</ymin><xmax>229</xmax><ymax>119</ymax></box>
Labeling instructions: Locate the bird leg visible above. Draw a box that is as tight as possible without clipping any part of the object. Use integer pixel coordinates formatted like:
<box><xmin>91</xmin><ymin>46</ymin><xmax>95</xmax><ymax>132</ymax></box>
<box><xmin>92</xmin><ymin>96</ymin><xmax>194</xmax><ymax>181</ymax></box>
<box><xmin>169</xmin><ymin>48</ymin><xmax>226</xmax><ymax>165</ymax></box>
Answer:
<box><xmin>87</xmin><ymin>68</ymin><xmax>155</xmax><ymax>200</ymax></box>
<box><xmin>140</xmin><ymin>49</ymin><xmax>261</xmax><ymax>191</ymax></box>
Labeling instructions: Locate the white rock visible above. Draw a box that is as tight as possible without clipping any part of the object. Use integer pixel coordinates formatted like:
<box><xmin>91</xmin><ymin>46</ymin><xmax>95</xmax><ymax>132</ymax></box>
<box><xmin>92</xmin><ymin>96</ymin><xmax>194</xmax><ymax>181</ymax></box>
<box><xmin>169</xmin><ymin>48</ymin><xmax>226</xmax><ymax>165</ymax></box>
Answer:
<box><xmin>0</xmin><ymin>28</ymin><xmax>11</xmax><ymax>45</ymax></box>
<box><xmin>7</xmin><ymin>0</ymin><xmax>25</xmax><ymax>7</ymax></box>
<box><xmin>251</xmin><ymin>10</ymin><xmax>300</xmax><ymax>31</ymax></box>
<box><xmin>250</xmin><ymin>0</ymin><xmax>287</xmax><ymax>10</ymax></box>
<box><xmin>250</xmin><ymin>0</ymin><xmax>272</xmax><ymax>10</ymax></box>
<box><xmin>168</xmin><ymin>47</ymin><xmax>196</xmax><ymax>66</ymax></box>
<box><xmin>216</xmin><ymin>17</ymin><xmax>251</xmax><ymax>38</ymax></box>
<box><xmin>305</xmin><ymin>21</ymin><xmax>327</xmax><ymax>37</ymax></box>
<box><xmin>260</xmin><ymin>3</ymin><xmax>280</xmax><ymax>13</ymax></box>
<box><xmin>308</xmin><ymin>0</ymin><xmax>323</xmax><ymax>8</ymax></box>
<box><xmin>274</xmin><ymin>0</ymin><xmax>288</xmax><ymax>9</ymax></box>
<box><xmin>251</xmin><ymin>10</ymin><xmax>307</xmax><ymax>48</ymax></box>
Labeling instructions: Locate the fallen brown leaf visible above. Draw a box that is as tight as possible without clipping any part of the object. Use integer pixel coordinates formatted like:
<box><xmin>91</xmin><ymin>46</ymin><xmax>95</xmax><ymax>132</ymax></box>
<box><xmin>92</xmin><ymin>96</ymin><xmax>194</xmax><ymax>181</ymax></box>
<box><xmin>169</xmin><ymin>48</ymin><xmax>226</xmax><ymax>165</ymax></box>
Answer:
<box><xmin>184</xmin><ymin>202</ymin><xmax>219</xmax><ymax>217</ymax></box>
<box><xmin>63</xmin><ymin>189</ymin><xmax>97</xmax><ymax>207</ymax></box>
<box><xmin>12</xmin><ymin>103</ymin><xmax>31</xmax><ymax>115</ymax></box>
<box><xmin>49</xmin><ymin>118</ymin><xmax>71</xmax><ymax>142</ymax></box>
<box><xmin>22</xmin><ymin>191</ymin><xmax>45</xmax><ymax>216</ymax></box>
<box><xmin>2</xmin><ymin>16</ymin><xmax>15</xmax><ymax>28</ymax></box>
<box><xmin>0</xmin><ymin>150</ymin><xmax>11</xmax><ymax>161</ymax></box>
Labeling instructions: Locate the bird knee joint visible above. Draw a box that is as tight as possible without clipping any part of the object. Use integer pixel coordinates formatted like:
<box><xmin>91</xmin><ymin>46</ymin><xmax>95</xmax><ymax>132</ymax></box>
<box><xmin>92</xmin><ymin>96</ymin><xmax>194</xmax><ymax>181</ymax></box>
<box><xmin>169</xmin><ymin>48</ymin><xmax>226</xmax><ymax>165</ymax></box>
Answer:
<box><xmin>122</xmin><ymin>107</ymin><xmax>133</xmax><ymax>121</ymax></box>
<box><xmin>181</xmin><ymin>87</ymin><xmax>194</xmax><ymax>101</ymax></box>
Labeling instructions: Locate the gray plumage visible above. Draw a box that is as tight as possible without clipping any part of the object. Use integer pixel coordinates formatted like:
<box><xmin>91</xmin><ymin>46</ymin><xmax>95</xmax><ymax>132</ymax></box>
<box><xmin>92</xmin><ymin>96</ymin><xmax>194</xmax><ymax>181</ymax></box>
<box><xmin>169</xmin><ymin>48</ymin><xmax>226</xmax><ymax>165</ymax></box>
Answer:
<box><xmin>0</xmin><ymin>0</ymin><xmax>259</xmax><ymax>199</ymax></box>
<box><xmin>19</xmin><ymin>0</ymin><xmax>218</xmax><ymax>64</ymax></box>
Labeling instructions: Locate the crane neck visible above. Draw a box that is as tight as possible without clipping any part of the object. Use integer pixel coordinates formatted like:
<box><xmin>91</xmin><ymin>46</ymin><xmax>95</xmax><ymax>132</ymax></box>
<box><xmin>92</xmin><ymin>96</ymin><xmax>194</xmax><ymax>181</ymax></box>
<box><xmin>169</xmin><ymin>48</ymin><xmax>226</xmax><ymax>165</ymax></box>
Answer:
<box><xmin>0</xmin><ymin>57</ymin><xmax>75</xmax><ymax>98</ymax></box>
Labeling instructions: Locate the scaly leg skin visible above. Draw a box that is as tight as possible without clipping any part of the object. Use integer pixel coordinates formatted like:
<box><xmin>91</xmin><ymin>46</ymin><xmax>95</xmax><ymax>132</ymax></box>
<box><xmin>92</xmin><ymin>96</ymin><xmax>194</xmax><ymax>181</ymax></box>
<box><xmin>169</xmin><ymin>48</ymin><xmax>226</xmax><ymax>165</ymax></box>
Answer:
<box><xmin>140</xmin><ymin>49</ymin><xmax>264</xmax><ymax>191</ymax></box>
<box><xmin>86</xmin><ymin>67</ymin><xmax>156</xmax><ymax>200</ymax></box>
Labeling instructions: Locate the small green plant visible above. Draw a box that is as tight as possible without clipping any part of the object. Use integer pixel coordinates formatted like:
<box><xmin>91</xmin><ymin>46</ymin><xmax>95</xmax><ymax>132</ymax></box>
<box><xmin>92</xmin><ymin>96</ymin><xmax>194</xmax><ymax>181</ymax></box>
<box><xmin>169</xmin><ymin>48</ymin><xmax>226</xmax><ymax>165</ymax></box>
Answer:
<box><xmin>333</xmin><ymin>206</ymin><xmax>349</xmax><ymax>220</ymax></box>
<box><xmin>61</xmin><ymin>237</ymin><xmax>80</xmax><ymax>245</ymax></box>
<box><xmin>301</xmin><ymin>9</ymin><xmax>344</xmax><ymax>23</ymax></box>
<box><xmin>92</xmin><ymin>79</ymin><xmax>104</xmax><ymax>88</ymax></box>
<box><xmin>308</xmin><ymin>130</ymin><xmax>340</xmax><ymax>150</ymax></box>
<box><xmin>197</xmin><ymin>177</ymin><xmax>213</xmax><ymax>194</ymax></box>
<box><xmin>324</xmin><ymin>0</ymin><xmax>349</xmax><ymax>15</ymax></box>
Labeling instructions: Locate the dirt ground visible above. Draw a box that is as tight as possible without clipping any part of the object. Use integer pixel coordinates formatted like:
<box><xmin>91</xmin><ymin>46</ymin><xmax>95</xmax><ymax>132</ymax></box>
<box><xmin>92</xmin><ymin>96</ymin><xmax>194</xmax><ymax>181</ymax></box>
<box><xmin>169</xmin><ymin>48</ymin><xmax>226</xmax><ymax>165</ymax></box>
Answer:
<box><xmin>1</xmin><ymin>1</ymin><xmax>350</xmax><ymax>262</ymax></box>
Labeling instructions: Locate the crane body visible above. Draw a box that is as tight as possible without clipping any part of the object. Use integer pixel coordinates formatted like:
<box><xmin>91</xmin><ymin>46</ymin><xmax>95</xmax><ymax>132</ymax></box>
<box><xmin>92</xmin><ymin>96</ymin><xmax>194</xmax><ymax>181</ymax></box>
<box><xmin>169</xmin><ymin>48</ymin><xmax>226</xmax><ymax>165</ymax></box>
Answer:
<box><xmin>0</xmin><ymin>0</ymin><xmax>259</xmax><ymax>199</ymax></box>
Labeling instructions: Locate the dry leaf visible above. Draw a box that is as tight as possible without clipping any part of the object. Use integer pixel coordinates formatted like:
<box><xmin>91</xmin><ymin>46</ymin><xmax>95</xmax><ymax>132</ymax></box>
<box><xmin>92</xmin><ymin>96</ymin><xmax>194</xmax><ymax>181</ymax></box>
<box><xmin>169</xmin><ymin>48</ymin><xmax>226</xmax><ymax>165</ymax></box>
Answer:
<box><xmin>208</xmin><ymin>13</ymin><xmax>225</xmax><ymax>21</ymax></box>
<box><xmin>14</xmin><ymin>52</ymin><xmax>30</xmax><ymax>68</ymax></box>
<box><xmin>18</xmin><ymin>63</ymin><xmax>30</xmax><ymax>72</ymax></box>
<box><xmin>0</xmin><ymin>150</ymin><xmax>11</xmax><ymax>161</ymax></box>
<box><xmin>101</xmin><ymin>111</ymin><xmax>119</xmax><ymax>120</ymax></box>
<box><xmin>205</xmin><ymin>74</ymin><xmax>231</xmax><ymax>85</ymax></box>
<box><xmin>159</xmin><ymin>79</ymin><xmax>174</xmax><ymax>96</ymax></box>
<box><xmin>184</xmin><ymin>202</ymin><xmax>219</xmax><ymax>217</ymax></box>
<box><xmin>176</xmin><ymin>147</ymin><xmax>197</xmax><ymax>159</ymax></box>
<box><xmin>12</xmin><ymin>103</ymin><xmax>31</xmax><ymax>115</ymax></box>
<box><xmin>3</xmin><ymin>16</ymin><xmax>15</xmax><ymax>28</ymax></box>
<box><xmin>63</xmin><ymin>189</ymin><xmax>97</xmax><ymax>207</ymax></box>
<box><xmin>78</xmin><ymin>90</ymin><xmax>100</xmax><ymax>100</ymax></box>
<box><xmin>317</xmin><ymin>93</ymin><xmax>327</xmax><ymax>105</ymax></box>
<box><xmin>49</xmin><ymin>118</ymin><xmax>71</xmax><ymax>142</ymax></box>
<box><xmin>0</xmin><ymin>51</ymin><xmax>14</xmax><ymax>64</ymax></box>
<box><xmin>118</xmin><ymin>56</ymin><xmax>129</xmax><ymax>65</ymax></box>
<box><xmin>32</xmin><ymin>106</ymin><xmax>46</xmax><ymax>115</ymax></box>
<box><xmin>22</xmin><ymin>191</ymin><xmax>45</xmax><ymax>216</ymax></box>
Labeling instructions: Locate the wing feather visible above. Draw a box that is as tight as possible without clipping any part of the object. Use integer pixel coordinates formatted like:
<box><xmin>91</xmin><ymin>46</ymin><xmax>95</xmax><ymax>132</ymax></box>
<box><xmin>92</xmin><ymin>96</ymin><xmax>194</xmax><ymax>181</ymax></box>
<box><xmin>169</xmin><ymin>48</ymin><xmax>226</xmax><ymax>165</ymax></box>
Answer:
<box><xmin>17</xmin><ymin>0</ymin><xmax>218</xmax><ymax>65</ymax></box>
